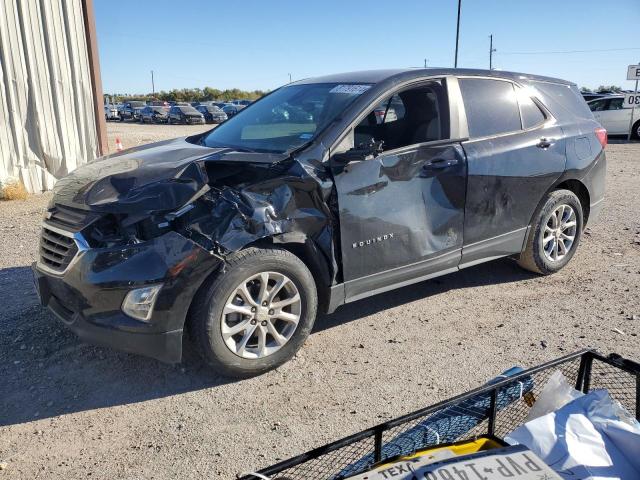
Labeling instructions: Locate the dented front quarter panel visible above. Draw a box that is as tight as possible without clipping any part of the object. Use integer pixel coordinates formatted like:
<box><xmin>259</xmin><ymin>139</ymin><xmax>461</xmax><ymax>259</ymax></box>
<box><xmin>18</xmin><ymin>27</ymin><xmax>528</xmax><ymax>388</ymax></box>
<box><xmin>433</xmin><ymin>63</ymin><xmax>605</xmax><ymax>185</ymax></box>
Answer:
<box><xmin>51</xmin><ymin>135</ymin><xmax>339</xmax><ymax>289</ymax></box>
<box><xmin>184</xmin><ymin>145</ymin><xmax>338</xmax><ymax>286</ymax></box>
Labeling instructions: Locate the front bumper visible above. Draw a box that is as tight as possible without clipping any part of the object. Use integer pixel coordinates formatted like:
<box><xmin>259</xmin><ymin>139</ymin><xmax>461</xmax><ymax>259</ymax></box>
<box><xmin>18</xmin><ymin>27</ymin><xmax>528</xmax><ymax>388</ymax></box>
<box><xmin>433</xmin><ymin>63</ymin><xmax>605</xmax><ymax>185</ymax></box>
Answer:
<box><xmin>33</xmin><ymin>230</ymin><xmax>223</xmax><ymax>363</ymax></box>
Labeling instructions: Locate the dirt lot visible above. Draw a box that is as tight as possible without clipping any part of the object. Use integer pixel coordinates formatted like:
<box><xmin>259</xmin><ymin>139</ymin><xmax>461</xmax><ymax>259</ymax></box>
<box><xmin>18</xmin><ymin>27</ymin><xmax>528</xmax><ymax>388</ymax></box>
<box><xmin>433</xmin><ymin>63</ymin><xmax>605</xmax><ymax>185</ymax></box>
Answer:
<box><xmin>0</xmin><ymin>123</ymin><xmax>638</xmax><ymax>479</ymax></box>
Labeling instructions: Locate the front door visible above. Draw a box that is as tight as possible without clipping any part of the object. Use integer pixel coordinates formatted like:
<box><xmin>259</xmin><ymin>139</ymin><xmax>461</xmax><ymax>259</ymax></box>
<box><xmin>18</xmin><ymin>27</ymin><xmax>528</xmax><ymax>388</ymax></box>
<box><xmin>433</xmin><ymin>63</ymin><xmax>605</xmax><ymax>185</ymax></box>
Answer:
<box><xmin>332</xmin><ymin>81</ymin><xmax>466</xmax><ymax>301</ymax></box>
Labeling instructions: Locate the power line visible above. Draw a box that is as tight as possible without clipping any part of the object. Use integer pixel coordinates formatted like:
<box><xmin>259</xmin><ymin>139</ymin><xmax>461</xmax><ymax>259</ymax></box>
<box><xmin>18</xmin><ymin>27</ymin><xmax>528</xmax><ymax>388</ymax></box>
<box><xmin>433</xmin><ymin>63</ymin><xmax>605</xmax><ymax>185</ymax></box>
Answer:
<box><xmin>498</xmin><ymin>47</ymin><xmax>640</xmax><ymax>56</ymax></box>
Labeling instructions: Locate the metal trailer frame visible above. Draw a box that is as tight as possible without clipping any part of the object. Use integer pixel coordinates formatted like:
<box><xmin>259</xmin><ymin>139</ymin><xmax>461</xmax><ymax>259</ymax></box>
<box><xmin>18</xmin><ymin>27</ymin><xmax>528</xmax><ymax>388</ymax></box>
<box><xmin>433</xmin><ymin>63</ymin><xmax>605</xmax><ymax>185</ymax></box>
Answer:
<box><xmin>240</xmin><ymin>349</ymin><xmax>640</xmax><ymax>480</ymax></box>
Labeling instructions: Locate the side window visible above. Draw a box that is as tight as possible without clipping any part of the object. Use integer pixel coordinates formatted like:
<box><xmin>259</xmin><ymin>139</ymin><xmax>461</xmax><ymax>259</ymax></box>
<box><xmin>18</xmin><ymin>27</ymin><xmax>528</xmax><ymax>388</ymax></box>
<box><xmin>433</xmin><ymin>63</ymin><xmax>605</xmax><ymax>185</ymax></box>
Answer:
<box><xmin>459</xmin><ymin>78</ymin><xmax>521</xmax><ymax>137</ymax></box>
<box><xmin>352</xmin><ymin>80</ymin><xmax>449</xmax><ymax>152</ymax></box>
<box><xmin>372</xmin><ymin>95</ymin><xmax>406</xmax><ymax>124</ymax></box>
<box><xmin>589</xmin><ymin>99</ymin><xmax>607</xmax><ymax>112</ymax></box>
<box><xmin>607</xmin><ymin>98</ymin><xmax>624</xmax><ymax>110</ymax></box>
<box><xmin>516</xmin><ymin>87</ymin><xmax>546</xmax><ymax>129</ymax></box>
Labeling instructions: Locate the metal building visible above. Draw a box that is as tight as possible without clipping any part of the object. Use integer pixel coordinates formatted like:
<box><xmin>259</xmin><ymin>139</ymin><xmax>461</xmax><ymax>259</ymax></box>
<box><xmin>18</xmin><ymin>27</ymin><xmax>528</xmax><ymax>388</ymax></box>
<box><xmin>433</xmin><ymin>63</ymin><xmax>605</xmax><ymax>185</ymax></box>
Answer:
<box><xmin>0</xmin><ymin>0</ymin><xmax>106</xmax><ymax>193</ymax></box>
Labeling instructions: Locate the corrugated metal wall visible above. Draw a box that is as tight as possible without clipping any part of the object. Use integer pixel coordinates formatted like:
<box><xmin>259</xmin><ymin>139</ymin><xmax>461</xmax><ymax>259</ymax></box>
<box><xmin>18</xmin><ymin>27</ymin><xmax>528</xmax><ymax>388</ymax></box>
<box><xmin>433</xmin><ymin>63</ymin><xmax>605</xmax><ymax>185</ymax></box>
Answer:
<box><xmin>0</xmin><ymin>0</ymin><xmax>98</xmax><ymax>193</ymax></box>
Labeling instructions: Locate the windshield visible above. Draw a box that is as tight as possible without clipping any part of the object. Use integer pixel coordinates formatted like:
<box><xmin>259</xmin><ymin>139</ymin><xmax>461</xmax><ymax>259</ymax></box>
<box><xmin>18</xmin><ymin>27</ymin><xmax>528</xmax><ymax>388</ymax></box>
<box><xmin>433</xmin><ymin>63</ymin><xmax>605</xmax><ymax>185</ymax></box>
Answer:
<box><xmin>200</xmin><ymin>83</ymin><xmax>372</xmax><ymax>153</ymax></box>
<box><xmin>180</xmin><ymin>106</ymin><xmax>199</xmax><ymax>114</ymax></box>
<box><xmin>129</xmin><ymin>101</ymin><xmax>146</xmax><ymax>107</ymax></box>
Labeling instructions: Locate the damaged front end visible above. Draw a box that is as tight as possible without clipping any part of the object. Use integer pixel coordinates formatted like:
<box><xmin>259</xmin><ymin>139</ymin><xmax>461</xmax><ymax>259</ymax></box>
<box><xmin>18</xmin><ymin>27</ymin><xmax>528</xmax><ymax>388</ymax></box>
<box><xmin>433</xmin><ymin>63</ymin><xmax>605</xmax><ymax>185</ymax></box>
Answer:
<box><xmin>34</xmin><ymin>136</ymin><xmax>338</xmax><ymax>363</ymax></box>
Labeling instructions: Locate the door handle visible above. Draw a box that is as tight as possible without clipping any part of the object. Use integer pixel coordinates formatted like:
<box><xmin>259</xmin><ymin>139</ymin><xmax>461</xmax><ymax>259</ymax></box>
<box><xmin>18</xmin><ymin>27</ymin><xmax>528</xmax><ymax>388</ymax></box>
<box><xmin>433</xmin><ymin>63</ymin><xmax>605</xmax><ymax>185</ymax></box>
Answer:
<box><xmin>423</xmin><ymin>157</ymin><xmax>459</xmax><ymax>169</ymax></box>
<box><xmin>537</xmin><ymin>138</ymin><xmax>553</xmax><ymax>149</ymax></box>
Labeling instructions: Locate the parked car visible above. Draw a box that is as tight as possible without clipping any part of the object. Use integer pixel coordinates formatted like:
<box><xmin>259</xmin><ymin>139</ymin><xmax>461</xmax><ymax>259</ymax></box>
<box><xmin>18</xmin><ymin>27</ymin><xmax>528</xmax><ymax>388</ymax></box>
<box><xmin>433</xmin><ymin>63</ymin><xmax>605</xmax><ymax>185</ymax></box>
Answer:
<box><xmin>140</xmin><ymin>106</ymin><xmax>169</xmax><ymax>124</ymax></box>
<box><xmin>581</xmin><ymin>92</ymin><xmax>609</xmax><ymax>102</ymax></box>
<box><xmin>588</xmin><ymin>95</ymin><xmax>640</xmax><ymax>138</ymax></box>
<box><xmin>33</xmin><ymin>69</ymin><xmax>606</xmax><ymax>377</ymax></box>
<box><xmin>119</xmin><ymin>101</ymin><xmax>147</xmax><ymax>121</ymax></box>
<box><xmin>233</xmin><ymin>99</ymin><xmax>252</xmax><ymax>106</ymax></box>
<box><xmin>104</xmin><ymin>104</ymin><xmax>119</xmax><ymax>121</ymax></box>
<box><xmin>196</xmin><ymin>105</ymin><xmax>228</xmax><ymax>124</ymax></box>
<box><xmin>167</xmin><ymin>105</ymin><xmax>205</xmax><ymax>124</ymax></box>
<box><xmin>221</xmin><ymin>103</ymin><xmax>245</xmax><ymax>117</ymax></box>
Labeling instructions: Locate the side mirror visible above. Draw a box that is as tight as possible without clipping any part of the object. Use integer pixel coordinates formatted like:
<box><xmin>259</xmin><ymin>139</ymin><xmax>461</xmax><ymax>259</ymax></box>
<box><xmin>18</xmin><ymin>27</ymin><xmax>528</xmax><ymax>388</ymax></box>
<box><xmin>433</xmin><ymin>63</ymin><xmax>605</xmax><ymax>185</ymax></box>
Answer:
<box><xmin>332</xmin><ymin>139</ymin><xmax>384</xmax><ymax>165</ymax></box>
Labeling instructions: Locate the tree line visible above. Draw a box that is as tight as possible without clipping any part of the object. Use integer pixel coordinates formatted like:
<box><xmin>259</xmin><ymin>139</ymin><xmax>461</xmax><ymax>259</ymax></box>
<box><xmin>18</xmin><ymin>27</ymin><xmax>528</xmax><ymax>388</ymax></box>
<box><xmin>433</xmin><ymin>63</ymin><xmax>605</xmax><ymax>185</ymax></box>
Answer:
<box><xmin>105</xmin><ymin>87</ymin><xmax>269</xmax><ymax>104</ymax></box>
<box><xmin>580</xmin><ymin>85</ymin><xmax>625</xmax><ymax>93</ymax></box>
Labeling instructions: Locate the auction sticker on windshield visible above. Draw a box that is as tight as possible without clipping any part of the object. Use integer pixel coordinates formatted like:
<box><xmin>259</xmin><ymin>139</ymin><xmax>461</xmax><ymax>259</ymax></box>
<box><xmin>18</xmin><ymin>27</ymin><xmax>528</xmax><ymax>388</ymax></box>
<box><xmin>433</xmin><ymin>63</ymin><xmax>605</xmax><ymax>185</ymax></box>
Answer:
<box><xmin>329</xmin><ymin>84</ymin><xmax>372</xmax><ymax>95</ymax></box>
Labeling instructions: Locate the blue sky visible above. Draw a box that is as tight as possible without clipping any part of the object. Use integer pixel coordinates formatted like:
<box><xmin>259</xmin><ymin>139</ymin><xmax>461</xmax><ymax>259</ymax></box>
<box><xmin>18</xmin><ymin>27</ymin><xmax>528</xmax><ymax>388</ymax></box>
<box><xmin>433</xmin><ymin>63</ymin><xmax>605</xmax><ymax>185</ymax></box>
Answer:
<box><xmin>95</xmin><ymin>0</ymin><xmax>640</xmax><ymax>94</ymax></box>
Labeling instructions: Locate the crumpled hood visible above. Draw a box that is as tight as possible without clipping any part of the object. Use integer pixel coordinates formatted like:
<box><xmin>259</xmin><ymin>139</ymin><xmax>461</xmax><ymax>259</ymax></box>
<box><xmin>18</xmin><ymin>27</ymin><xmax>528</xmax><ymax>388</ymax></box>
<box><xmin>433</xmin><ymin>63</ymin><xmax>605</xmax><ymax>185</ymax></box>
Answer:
<box><xmin>51</xmin><ymin>136</ymin><xmax>288</xmax><ymax>214</ymax></box>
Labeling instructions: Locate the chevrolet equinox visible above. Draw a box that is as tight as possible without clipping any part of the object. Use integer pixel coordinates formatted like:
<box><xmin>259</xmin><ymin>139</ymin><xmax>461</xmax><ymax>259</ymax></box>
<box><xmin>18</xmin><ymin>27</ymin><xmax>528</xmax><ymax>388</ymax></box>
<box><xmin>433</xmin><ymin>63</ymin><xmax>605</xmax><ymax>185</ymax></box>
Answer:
<box><xmin>33</xmin><ymin>69</ymin><xmax>607</xmax><ymax>377</ymax></box>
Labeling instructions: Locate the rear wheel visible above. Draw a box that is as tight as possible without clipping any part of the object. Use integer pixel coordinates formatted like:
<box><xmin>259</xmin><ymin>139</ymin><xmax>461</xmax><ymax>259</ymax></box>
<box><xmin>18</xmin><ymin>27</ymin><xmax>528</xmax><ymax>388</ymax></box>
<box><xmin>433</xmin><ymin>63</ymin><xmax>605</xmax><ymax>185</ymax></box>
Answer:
<box><xmin>518</xmin><ymin>189</ymin><xmax>583</xmax><ymax>274</ymax></box>
<box><xmin>632</xmin><ymin>120</ymin><xmax>640</xmax><ymax>140</ymax></box>
<box><xmin>189</xmin><ymin>247</ymin><xmax>317</xmax><ymax>378</ymax></box>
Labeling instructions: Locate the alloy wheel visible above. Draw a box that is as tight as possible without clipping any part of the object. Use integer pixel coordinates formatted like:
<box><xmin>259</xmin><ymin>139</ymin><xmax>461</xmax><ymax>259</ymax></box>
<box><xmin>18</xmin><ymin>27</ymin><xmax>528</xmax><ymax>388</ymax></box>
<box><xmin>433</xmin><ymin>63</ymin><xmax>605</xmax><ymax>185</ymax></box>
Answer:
<box><xmin>542</xmin><ymin>204</ymin><xmax>577</xmax><ymax>262</ymax></box>
<box><xmin>221</xmin><ymin>272</ymin><xmax>301</xmax><ymax>359</ymax></box>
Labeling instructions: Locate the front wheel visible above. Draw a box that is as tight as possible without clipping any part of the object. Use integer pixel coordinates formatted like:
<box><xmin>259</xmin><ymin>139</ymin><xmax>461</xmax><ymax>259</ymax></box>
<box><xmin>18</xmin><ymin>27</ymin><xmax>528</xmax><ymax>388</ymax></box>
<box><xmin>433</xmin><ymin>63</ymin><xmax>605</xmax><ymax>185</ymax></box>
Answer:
<box><xmin>189</xmin><ymin>247</ymin><xmax>317</xmax><ymax>378</ymax></box>
<box><xmin>518</xmin><ymin>189</ymin><xmax>583</xmax><ymax>274</ymax></box>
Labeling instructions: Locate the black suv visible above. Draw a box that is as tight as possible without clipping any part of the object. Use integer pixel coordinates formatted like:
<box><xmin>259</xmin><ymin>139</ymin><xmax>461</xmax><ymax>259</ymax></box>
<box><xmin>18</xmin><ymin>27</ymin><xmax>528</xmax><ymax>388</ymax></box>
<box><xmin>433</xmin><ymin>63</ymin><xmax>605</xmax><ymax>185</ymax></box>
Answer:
<box><xmin>119</xmin><ymin>101</ymin><xmax>147</xmax><ymax>121</ymax></box>
<box><xmin>140</xmin><ymin>106</ymin><xmax>169</xmax><ymax>123</ymax></box>
<box><xmin>167</xmin><ymin>105</ymin><xmax>205</xmax><ymax>125</ymax></box>
<box><xmin>196</xmin><ymin>104</ymin><xmax>228</xmax><ymax>124</ymax></box>
<box><xmin>34</xmin><ymin>69</ymin><xmax>606</xmax><ymax>377</ymax></box>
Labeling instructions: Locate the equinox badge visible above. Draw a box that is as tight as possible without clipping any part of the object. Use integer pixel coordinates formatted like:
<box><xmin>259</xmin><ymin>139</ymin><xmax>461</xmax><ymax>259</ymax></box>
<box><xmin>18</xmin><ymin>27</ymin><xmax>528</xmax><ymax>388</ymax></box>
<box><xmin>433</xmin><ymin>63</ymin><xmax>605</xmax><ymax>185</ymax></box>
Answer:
<box><xmin>352</xmin><ymin>233</ymin><xmax>394</xmax><ymax>249</ymax></box>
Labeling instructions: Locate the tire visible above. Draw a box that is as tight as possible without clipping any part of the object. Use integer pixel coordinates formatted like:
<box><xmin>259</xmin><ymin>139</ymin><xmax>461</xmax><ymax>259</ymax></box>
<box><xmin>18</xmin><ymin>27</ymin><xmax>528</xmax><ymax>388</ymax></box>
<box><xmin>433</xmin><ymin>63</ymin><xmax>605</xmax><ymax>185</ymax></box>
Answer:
<box><xmin>167</xmin><ymin>116</ymin><xmax>172</xmax><ymax>125</ymax></box>
<box><xmin>189</xmin><ymin>247</ymin><xmax>317</xmax><ymax>378</ymax></box>
<box><xmin>518</xmin><ymin>189</ymin><xmax>583</xmax><ymax>275</ymax></box>
<box><xmin>632</xmin><ymin>120</ymin><xmax>640</xmax><ymax>140</ymax></box>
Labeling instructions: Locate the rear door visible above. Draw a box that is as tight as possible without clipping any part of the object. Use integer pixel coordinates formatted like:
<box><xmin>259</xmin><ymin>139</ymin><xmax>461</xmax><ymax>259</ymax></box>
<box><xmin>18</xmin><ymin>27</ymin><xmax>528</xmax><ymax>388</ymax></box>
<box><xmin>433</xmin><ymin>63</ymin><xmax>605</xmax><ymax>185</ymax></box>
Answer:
<box><xmin>332</xmin><ymin>79</ymin><xmax>467</xmax><ymax>301</ymax></box>
<box><xmin>458</xmin><ymin>77</ymin><xmax>566</xmax><ymax>266</ymax></box>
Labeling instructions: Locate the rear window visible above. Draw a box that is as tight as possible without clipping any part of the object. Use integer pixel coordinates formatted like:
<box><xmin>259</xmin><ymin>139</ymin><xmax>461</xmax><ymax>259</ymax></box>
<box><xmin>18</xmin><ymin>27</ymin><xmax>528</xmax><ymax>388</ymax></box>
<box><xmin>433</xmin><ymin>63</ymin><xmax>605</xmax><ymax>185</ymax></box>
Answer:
<box><xmin>531</xmin><ymin>81</ymin><xmax>594</xmax><ymax>120</ymax></box>
<box><xmin>459</xmin><ymin>78</ymin><xmax>521</xmax><ymax>137</ymax></box>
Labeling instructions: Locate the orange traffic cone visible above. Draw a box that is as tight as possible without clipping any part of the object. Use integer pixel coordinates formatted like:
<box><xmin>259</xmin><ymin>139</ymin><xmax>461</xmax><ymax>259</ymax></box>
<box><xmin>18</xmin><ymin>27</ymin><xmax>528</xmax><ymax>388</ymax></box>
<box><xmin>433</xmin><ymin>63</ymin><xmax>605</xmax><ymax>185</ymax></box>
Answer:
<box><xmin>115</xmin><ymin>138</ymin><xmax>124</xmax><ymax>152</ymax></box>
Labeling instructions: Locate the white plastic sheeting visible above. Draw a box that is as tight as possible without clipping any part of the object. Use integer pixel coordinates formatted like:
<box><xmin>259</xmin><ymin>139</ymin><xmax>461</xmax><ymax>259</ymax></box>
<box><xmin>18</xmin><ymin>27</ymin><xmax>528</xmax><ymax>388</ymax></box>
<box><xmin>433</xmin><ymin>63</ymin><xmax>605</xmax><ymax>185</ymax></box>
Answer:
<box><xmin>0</xmin><ymin>0</ymin><xmax>98</xmax><ymax>193</ymax></box>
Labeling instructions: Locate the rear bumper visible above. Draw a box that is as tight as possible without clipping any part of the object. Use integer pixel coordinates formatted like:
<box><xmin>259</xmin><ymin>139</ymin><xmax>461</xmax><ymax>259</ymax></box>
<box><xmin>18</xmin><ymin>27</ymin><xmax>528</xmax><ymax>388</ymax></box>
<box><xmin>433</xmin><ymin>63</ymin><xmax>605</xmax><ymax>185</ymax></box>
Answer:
<box><xmin>32</xmin><ymin>230</ymin><xmax>223</xmax><ymax>363</ymax></box>
<box><xmin>588</xmin><ymin>197</ymin><xmax>604</xmax><ymax>225</ymax></box>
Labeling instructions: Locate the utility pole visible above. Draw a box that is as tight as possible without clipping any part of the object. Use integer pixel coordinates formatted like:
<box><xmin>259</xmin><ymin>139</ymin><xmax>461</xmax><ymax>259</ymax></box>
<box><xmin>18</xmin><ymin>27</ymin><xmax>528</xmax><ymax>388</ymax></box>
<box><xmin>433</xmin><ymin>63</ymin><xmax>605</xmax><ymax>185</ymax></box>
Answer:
<box><xmin>424</xmin><ymin>58</ymin><xmax>428</xmax><ymax>68</ymax></box>
<box><xmin>627</xmin><ymin>61</ymin><xmax>639</xmax><ymax>141</ymax></box>
<box><xmin>288</xmin><ymin>73</ymin><xmax>292</xmax><ymax>83</ymax></box>
<box><xmin>489</xmin><ymin>35</ymin><xmax>496</xmax><ymax>70</ymax></box>
<box><xmin>151</xmin><ymin>70</ymin><xmax>155</xmax><ymax>95</ymax></box>
<box><xmin>454</xmin><ymin>0</ymin><xmax>461</xmax><ymax>67</ymax></box>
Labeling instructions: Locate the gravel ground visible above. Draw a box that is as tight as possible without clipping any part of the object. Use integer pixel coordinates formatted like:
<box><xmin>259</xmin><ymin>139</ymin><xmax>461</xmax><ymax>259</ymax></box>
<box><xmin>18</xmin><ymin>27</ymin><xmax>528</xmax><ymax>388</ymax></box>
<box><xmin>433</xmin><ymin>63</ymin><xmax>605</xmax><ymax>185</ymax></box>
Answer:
<box><xmin>0</xmin><ymin>124</ymin><xmax>638</xmax><ymax>479</ymax></box>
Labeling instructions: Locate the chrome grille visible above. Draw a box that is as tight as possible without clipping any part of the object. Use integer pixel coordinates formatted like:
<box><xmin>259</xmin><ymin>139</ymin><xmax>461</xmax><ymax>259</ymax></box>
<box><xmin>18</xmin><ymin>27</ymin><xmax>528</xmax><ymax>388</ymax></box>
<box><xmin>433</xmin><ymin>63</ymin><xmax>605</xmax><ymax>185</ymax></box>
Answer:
<box><xmin>39</xmin><ymin>226</ymin><xmax>79</xmax><ymax>273</ymax></box>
